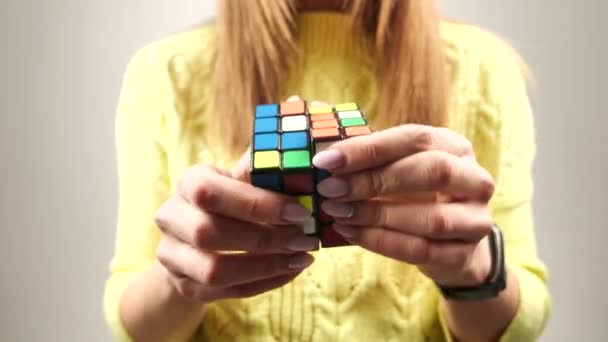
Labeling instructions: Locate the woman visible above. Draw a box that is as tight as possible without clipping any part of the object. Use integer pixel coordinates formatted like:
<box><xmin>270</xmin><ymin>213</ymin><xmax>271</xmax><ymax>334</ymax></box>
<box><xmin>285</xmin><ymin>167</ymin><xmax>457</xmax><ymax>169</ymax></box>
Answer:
<box><xmin>104</xmin><ymin>0</ymin><xmax>551</xmax><ymax>341</ymax></box>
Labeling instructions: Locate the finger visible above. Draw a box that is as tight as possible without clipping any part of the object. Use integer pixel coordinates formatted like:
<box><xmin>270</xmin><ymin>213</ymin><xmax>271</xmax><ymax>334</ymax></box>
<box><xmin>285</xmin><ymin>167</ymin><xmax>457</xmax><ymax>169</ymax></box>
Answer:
<box><xmin>322</xmin><ymin>201</ymin><xmax>492</xmax><ymax>241</ymax></box>
<box><xmin>169</xmin><ymin>270</ymin><xmax>304</xmax><ymax>303</ymax></box>
<box><xmin>309</xmin><ymin>100</ymin><xmax>330</xmax><ymax>107</ymax></box>
<box><xmin>418</xmin><ymin>241</ymin><xmax>478</xmax><ymax>283</ymax></box>
<box><xmin>332</xmin><ymin>224</ymin><xmax>477</xmax><ymax>270</ymax></box>
<box><xmin>155</xmin><ymin>195</ymin><xmax>319</xmax><ymax>253</ymax></box>
<box><xmin>332</xmin><ymin>224</ymin><xmax>430</xmax><ymax>265</ymax></box>
<box><xmin>285</xmin><ymin>95</ymin><xmax>302</xmax><ymax>102</ymax></box>
<box><xmin>227</xmin><ymin>271</ymin><xmax>303</xmax><ymax>298</ymax></box>
<box><xmin>312</xmin><ymin>125</ymin><xmax>474</xmax><ymax>173</ymax></box>
<box><xmin>231</xmin><ymin>147</ymin><xmax>252</xmax><ymax>183</ymax></box>
<box><xmin>156</xmin><ymin>236</ymin><xmax>314</xmax><ymax>288</ymax></box>
<box><xmin>317</xmin><ymin>151</ymin><xmax>494</xmax><ymax>202</ymax></box>
<box><xmin>178</xmin><ymin>165</ymin><xmax>311</xmax><ymax>224</ymax></box>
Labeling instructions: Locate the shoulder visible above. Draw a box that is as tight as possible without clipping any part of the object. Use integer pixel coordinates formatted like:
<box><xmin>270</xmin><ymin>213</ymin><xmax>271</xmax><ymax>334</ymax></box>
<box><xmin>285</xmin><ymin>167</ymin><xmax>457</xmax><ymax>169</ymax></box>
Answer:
<box><xmin>440</xmin><ymin>21</ymin><xmax>528</xmax><ymax>96</ymax></box>
<box><xmin>441</xmin><ymin>20</ymin><xmax>524</xmax><ymax>71</ymax></box>
<box><xmin>122</xmin><ymin>23</ymin><xmax>218</xmax><ymax>88</ymax></box>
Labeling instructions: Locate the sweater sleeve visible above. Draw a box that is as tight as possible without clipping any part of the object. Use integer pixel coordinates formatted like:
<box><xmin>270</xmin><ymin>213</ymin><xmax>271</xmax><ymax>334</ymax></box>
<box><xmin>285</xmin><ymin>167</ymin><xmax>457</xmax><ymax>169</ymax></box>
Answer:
<box><xmin>438</xmin><ymin>35</ymin><xmax>552</xmax><ymax>341</ymax></box>
<box><xmin>103</xmin><ymin>44</ymin><xmax>172</xmax><ymax>341</ymax></box>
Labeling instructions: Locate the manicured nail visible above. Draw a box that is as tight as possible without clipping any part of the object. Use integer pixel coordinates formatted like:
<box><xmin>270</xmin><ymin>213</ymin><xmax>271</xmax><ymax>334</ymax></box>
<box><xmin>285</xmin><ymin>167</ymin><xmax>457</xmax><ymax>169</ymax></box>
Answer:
<box><xmin>286</xmin><ymin>236</ymin><xmax>319</xmax><ymax>252</ymax></box>
<box><xmin>288</xmin><ymin>253</ymin><xmax>314</xmax><ymax>269</ymax></box>
<box><xmin>332</xmin><ymin>225</ymin><xmax>357</xmax><ymax>239</ymax></box>
<box><xmin>312</xmin><ymin>150</ymin><xmax>345</xmax><ymax>170</ymax></box>
<box><xmin>282</xmin><ymin>203</ymin><xmax>311</xmax><ymax>223</ymax></box>
<box><xmin>317</xmin><ymin>177</ymin><xmax>349</xmax><ymax>198</ymax></box>
<box><xmin>322</xmin><ymin>201</ymin><xmax>354</xmax><ymax>218</ymax></box>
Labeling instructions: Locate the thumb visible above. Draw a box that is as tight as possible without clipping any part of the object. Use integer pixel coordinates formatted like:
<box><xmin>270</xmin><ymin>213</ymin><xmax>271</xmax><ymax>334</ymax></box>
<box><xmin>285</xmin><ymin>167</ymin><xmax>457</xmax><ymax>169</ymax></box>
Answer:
<box><xmin>231</xmin><ymin>147</ymin><xmax>252</xmax><ymax>182</ymax></box>
<box><xmin>285</xmin><ymin>95</ymin><xmax>302</xmax><ymax>102</ymax></box>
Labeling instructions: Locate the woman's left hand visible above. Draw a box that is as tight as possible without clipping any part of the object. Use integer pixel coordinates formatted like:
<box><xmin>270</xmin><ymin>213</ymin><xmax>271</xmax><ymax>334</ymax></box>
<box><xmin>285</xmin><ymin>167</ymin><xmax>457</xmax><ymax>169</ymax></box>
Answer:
<box><xmin>313</xmin><ymin>123</ymin><xmax>496</xmax><ymax>287</ymax></box>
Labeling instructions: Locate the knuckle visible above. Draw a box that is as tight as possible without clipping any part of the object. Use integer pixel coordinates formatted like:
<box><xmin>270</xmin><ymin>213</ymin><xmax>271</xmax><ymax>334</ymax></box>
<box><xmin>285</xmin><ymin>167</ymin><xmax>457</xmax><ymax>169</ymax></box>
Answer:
<box><xmin>243</xmin><ymin>195</ymin><xmax>264</xmax><ymax>220</ymax></box>
<box><xmin>154</xmin><ymin>203</ymin><xmax>171</xmax><ymax>232</ymax></box>
<box><xmin>371</xmin><ymin>204</ymin><xmax>388</xmax><ymax>226</ymax></box>
<box><xmin>478</xmin><ymin>175</ymin><xmax>496</xmax><ymax>202</ymax></box>
<box><xmin>409</xmin><ymin>238</ymin><xmax>430</xmax><ymax>264</ymax></box>
<box><xmin>411</xmin><ymin>128</ymin><xmax>435</xmax><ymax>152</ymax></box>
<box><xmin>475</xmin><ymin>214</ymin><xmax>494</xmax><ymax>239</ymax></box>
<box><xmin>371</xmin><ymin>230</ymin><xmax>388</xmax><ymax>253</ymax></box>
<box><xmin>174</xmin><ymin>278</ymin><xmax>198</xmax><ymax>299</ymax></box>
<box><xmin>428</xmin><ymin>152</ymin><xmax>453</xmax><ymax>188</ymax></box>
<box><xmin>455</xmin><ymin>248</ymin><xmax>471</xmax><ymax>269</ymax></box>
<box><xmin>155</xmin><ymin>240</ymin><xmax>169</xmax><ymax>263</ymax></box>
<box><xmin>200</xmin><ymin>254</ymin><xmax>222</xmax><ymax>286</ymax></box>
<box><xmin>368</xmin><ymin>170</ymin><xmax>387</xmax><ymax>196</ymax></box>
<box><xmin>428</xmin><ymin>209</ymin><xmax>452</xmax><ymax>237</ymax></box>
<box><xmin>360</xmin><ymin>142</ymin><xmax>380</xmax><ymax>162</ymax></box>
<box><xmin>193</xmin><ymin>176</ymin><xmax>218</xmax><ymax>210</ymax></box>
<box><xmin>193</xmin><ymin>213</ymin><xmax>214</xmax><ymax>248</ymax></box>
<box><xmin>254</xmin><ymin>231</ymin><xmax>273</xmax><ymax>252</ymax></box>
<box><xmin>461</xmin><ymin>138</ymin><xmax>474</xmax><ymax>155</ymax></box>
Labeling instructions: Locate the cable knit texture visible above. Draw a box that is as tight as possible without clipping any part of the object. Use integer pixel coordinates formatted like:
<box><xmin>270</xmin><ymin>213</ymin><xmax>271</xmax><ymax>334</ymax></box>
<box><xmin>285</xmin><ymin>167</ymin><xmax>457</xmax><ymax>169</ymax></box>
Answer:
<box><xmin>104</xmin><ymin>13</ymin><xmax>551</xmax><ymax>342</ymax></box>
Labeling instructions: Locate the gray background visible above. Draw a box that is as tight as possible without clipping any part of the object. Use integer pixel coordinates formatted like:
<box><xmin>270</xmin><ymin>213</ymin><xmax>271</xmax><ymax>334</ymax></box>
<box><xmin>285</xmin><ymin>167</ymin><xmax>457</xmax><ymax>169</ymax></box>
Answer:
<box><xmin>1</xmin><ymin>0</ymin><xmax>606</xmax><ymax>341</ymax></box>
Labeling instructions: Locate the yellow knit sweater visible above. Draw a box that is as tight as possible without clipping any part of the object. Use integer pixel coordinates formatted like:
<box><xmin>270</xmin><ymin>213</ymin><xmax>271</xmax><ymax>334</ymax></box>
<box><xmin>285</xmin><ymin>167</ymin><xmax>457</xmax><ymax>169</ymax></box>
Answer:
<box><xmin>104</xmin><ymin>13</ymin><xmax>551</xmax><ymax>342</ymax></box>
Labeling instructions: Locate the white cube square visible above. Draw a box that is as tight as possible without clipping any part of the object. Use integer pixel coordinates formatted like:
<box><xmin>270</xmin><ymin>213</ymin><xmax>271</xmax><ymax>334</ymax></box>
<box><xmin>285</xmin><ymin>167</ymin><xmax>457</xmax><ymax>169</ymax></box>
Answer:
<box><xmin>281</xmin><ymin>115</ymin><xmax>308</xmax><ymax>132</ymax></box>
<box><xmin>337</xmin><ymin>110</ymin><xmax>362</xmax><ymax>119</ymax></box>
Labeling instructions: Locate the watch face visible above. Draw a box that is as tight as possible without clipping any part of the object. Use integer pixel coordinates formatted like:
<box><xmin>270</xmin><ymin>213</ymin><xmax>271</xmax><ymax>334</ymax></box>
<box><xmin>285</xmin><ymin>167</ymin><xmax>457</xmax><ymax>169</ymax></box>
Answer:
<box><xmin>439</xmin><ymin>225</ymin><xmax>506</xmax><ymax>301</ymax></box>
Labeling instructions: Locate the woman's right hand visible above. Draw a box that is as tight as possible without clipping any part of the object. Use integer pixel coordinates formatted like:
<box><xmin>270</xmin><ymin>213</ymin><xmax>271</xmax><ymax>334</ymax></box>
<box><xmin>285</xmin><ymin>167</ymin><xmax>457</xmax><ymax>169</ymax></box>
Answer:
<box><xmin>154</xmin><ymin>160</ymin><xmax>318</xmax><ymax>304</ymax></box>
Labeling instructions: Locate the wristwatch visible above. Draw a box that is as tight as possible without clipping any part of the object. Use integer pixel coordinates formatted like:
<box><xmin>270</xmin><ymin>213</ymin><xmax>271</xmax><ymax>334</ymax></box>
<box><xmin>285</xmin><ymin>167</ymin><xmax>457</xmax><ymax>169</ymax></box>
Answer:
<box><xmin>437</xmin><ymin>224</ymin><xmax>506</xmax><ymax>301</ymax></box>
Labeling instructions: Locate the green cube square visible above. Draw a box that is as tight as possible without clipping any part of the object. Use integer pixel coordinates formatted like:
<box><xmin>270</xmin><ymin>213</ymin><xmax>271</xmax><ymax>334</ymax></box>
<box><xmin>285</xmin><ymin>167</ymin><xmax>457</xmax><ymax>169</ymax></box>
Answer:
<box><xmin>340</xmin><ymin>118</ymin><xmax>366</xmax><ymax>127</ymax></box>
<box><xmin>283</xmin><ymin>150</ymin><xmax>311</xmax><ymax>169</ymax></box>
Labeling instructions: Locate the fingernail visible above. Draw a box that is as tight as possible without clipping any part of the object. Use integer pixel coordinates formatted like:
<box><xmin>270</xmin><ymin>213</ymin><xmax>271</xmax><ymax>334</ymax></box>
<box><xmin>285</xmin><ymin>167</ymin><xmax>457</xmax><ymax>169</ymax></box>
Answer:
<box><xmin>332</xmin><ymin>225</ymin><xmax>357</xmax><ymax>239</ymax></box>
<box><xmin>286</xmin><ymin>236</ymin><xmax>319</xmax><ymax>252</ymax></box>
<box><xmin>322</xmin><ymin>201</ymin><xmax>354</xmax><ymax>218</ymax></box>
<box><xmin>289</xmin><ymin>253</ymin><xmax>314</xmax><ymax>269</ymax></box>
<box><xmin>282</xmin><ymin>203</ymin><xmax>311</xmax><ymax>223</ymax></box>
<box><xmin>312</xmin><ymin>150</ymin><xmax>345</xmax><ymax>170</ymax></box>
<box><xmin>310</xmin><ymin>100</ymin><xmax>329</xmax><ymax>107</ymax></box>
<box><xmin>317</xmin><ymin>178</ymin><xmax>349</xmax><ymax>198</ymax></box>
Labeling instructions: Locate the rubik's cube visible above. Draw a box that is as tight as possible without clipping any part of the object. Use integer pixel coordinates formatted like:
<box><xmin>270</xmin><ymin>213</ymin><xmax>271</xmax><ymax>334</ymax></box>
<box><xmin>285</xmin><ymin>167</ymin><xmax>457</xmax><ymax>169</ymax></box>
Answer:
<box><xmin>250</xmin><ymin>100</ymin><xmax>372</xmax><ymax>248</ymax></box>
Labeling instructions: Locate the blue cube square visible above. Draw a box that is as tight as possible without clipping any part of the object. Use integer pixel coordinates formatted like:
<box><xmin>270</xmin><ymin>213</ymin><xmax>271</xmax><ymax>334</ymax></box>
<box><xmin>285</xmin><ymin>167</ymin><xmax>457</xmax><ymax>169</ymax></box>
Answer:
<box><xmin>254</xmin><ymin>133</ymin><xmax>279</xmax><ymax>151</ymax></box>
<box><xmin>255</xmin><ymin>117</ymin><xmax>278</xmax><ymax>133</ymax></box>
<box><xmin>255</xmin><ymin>104</ymin><xmax>279</xmax><ymax>118</ymax></box>
<box><xmin>281</xmin><ymin>131</ymin><xmax>309</xmax><ymax>150</ymax></box>
<box><xmin>251</xmin><ymin>173</ymin><xmax>282</xmax><ymax>192</ymax></box>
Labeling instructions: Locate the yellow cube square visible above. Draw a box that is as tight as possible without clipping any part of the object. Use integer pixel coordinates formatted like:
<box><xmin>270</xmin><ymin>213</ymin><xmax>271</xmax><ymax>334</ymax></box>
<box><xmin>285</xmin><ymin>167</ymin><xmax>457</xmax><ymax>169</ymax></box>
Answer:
<box><xmin>254</xmin><ymin>151</ymin><xmax>280</xmax><ymax>169</ymax></box>
<box><xmin>309</xmin><ymin>105</ymin><xmax>333</xmax><ymax>115</ymax></box>
<box><xmin>297</xmin><ymin>195</ymin><xmax>314</xmax><ymax>214</ymax></box>
<box><xmin>335</xmin><ymin>102</ymin><xmax>358</xmax><ymax>112</ymax></box>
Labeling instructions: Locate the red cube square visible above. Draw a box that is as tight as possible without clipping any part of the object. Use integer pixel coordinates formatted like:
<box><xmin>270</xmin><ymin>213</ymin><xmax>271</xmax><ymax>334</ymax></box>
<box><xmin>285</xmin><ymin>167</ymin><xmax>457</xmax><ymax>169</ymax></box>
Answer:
<box><xmin>320</xmin><ymin>225</ymin><xmax>351</xmax><ymax>248</ymax></box>
<box><xmin>283</xmin><ymin>173</ymin><xmax>314</xmax><ymax>194</ymax></box>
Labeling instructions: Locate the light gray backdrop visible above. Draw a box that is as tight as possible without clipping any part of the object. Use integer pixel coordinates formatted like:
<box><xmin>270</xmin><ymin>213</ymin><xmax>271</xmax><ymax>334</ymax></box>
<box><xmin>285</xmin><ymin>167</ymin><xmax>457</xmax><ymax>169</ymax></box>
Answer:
<box><xmin>1</xmin><ymin>1</ymin><xmax>606</xmax><ymax>341</ymax></box>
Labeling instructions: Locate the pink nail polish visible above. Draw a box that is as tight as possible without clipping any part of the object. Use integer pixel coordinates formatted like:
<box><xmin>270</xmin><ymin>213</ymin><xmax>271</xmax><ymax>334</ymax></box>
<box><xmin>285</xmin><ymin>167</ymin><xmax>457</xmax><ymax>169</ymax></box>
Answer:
<box><xmin>317</xmin><ymin>178</ymin><xmax>349</xmax><ymax>198</ymax></box>
<box><xmin>332</xmin><ymin>225</ymin><xmax>357</xmax><ymax>238</ymax></box>
<box><xmin>312</xmin><ymin>150</ymin><xmax>345</xmax><ymax>170</ymax></box>
<box><xmin>321</xmin><ymin>201</ymin><xmax>354</xmax><ymax>218</ymax></box>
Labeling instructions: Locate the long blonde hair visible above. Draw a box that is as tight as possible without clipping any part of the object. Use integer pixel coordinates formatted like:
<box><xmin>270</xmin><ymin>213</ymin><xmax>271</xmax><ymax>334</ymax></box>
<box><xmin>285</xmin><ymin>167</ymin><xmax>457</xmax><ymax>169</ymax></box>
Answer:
<box><xmin>213</xmin><ymin>0</ymin><xmax>448</xmax><ymax>159</ymax></box>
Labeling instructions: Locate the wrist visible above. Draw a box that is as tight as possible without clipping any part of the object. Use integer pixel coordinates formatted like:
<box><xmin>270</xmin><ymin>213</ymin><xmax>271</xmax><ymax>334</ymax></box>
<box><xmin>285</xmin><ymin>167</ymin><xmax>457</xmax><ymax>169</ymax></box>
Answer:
<box><xmin>153</xmin><ymin>261</ymin><xmax>209</xmax><ymax>308</ymax></box>
<box><xmin>432</xmin><ymin>236</ymin><xmax>493</xmax><ymax>288</ymax></box>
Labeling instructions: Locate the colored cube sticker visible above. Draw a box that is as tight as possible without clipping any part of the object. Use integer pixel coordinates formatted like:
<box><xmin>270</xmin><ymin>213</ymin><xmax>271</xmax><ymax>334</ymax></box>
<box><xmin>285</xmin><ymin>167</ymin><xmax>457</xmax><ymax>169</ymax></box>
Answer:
<box><xmin>254</xmin><ymin>151</ymin><xmax>280</xmax><ymax>169</ymax></box>
<box><xmin>256</xmin><ymin>104</ymin><xmax>279</xmax><ymax>117</ymax></box>
<box><xmin>281</xmin><ymin>132</ymin><xmax>309</xmax><ymax>150</ymax></box>
<box><xmin>280</xmin><ymin>100</ymin><xmax>306</xmax><ymax>115</ymax></box>
<box><xmin>335</xmin><ymin>102</ymin><xmax>358</xmax><ymax>112</ymax></box>
<box><xmin>283</xmin><ymin>150</ymin><xmax>311</xmax><ymax>169</ymax></box>
<box><xmin>249</xmin><ymin>100</ymin><xmax>372</xmax><ymax>247</ymax></box>
<box><xmin>254</xmin><ymin>133</ymin><xmax>279</xmax><ymax>151</ymax></box>
<box><xmin>281</xmin><ymin>115</ymin><xmax>308</xmax><ymax>132</ymax></box>
<box><xmin>255</xmin><ymin>117</ymin><xmax>278</xmax><ymax>133</ymax></box>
